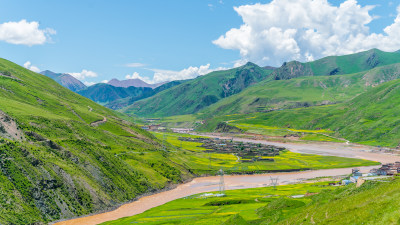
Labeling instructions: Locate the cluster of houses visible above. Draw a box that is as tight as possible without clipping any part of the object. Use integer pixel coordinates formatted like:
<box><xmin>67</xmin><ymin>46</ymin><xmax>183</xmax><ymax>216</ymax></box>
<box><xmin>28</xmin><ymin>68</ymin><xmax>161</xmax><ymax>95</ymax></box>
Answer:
<box><xmin>171</xmin><ymin>128</ymin><xmax>194</xmax><ymax>133</ymax></box>
<box><xmin>341</xmin><ymin>162</ymin><xmax>400</xmax><ymax>185</ymax></box>
<box><xmin>141</xmin><ymin>124</ymin><xmax>166</xmax><ymax>132</ymax></box>
<box><xmin>370</xmin><ymin>161</ymin><xmax>400</xmax><ymax>175</ymax></box>
<box><xmin>178</xmin><ymin>137</ymin><xmax>285</xmax><ymax>162</ymax></box>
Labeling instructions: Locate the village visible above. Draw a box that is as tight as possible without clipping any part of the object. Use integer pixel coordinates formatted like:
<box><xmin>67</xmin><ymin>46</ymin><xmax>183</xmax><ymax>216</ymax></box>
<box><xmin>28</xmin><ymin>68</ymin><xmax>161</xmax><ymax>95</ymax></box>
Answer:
<box><xmin>178</xmin><ymin>137</ymin><xmax>285</xmax><ymax>162</ymax></box>
<box><xmin>341</xmin><ymin>162</ymin><xmax>400</xmax><ymax>186</ymax></box>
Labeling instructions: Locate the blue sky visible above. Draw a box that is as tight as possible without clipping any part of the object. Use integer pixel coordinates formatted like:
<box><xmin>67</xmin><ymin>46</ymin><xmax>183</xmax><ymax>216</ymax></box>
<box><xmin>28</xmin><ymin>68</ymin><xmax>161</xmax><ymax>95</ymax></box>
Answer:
<box><xmin>0</xmin><ymin>0</ymin><xmax>399</xmax><ymax>85</ymax></box>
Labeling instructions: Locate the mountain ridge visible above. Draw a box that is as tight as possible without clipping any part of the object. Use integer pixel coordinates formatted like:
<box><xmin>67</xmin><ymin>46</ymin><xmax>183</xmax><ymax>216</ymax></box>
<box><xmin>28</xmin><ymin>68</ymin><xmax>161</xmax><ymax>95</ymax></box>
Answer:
<box><xmin>107</xmin><ymin>78</ymin><xmax>166</xmax><ymax>89</ymax></box>
<box><xmin>40</xmin><ymin>70</ymin><xmax>87</xmax><ymax>92</ymax></box>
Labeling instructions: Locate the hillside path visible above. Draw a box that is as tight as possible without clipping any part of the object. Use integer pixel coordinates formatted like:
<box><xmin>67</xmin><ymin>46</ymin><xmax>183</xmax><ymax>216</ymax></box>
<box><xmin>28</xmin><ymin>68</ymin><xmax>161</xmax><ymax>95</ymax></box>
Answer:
<box><xmin>90</xmin><ymin>116</ymin><xmax>107</xmax><ymax>127</ymax></box>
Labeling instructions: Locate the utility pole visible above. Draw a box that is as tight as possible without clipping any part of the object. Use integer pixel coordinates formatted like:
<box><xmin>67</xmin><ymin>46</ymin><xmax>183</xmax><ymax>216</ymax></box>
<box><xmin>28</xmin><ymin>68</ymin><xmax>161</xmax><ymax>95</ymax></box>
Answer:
<box><xmin>162</xmin><ymin>133</ymin><xmax>166</xmax><ymax>152</ymax></box>
<box><xmin>208</xmin><ymin>152</ymin><xmax>211</xmax><ymax>169</ymax></box>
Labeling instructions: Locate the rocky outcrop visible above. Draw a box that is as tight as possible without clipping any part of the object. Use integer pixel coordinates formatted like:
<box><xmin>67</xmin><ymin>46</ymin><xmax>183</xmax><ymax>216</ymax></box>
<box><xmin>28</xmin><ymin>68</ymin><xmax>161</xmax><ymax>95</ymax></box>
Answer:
<box><xmin>0</xmin><ymin>110</ymin><xmax>25</xmax><ymax>141</ymax></box>
<box><xmin>272</xmin><ymin>61</ymin><xmax>314</xmax><ymax>80</ymax></box>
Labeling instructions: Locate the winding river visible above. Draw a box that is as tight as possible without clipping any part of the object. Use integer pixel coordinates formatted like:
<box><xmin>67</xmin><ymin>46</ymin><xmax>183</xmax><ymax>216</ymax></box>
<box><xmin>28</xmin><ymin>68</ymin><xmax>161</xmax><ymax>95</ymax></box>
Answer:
<box><xmin>54</xmin><ymin>137</ymin><xmax>400</xmax><ymax>225</ymax></box>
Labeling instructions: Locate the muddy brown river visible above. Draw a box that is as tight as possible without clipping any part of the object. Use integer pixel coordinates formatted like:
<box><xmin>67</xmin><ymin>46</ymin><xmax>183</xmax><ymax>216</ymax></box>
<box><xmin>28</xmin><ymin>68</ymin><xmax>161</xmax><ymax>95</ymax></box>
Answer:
<box><xmin>54</xmin><ymin>137</ymin><xmax>400</xmax><ymax>225</ymax></box>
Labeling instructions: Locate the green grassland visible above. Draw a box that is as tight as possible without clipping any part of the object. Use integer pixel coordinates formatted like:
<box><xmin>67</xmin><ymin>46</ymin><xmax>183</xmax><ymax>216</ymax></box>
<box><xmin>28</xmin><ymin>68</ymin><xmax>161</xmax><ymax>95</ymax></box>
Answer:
<box><xmin>103</xmin><ymin>177</ymin><xmax>400</xmax><ymax>225</ymax></box>
<box><xmin>152</xmin><ymin>132</ymin><xmax>378</xmax><ymax>174</ymax></box>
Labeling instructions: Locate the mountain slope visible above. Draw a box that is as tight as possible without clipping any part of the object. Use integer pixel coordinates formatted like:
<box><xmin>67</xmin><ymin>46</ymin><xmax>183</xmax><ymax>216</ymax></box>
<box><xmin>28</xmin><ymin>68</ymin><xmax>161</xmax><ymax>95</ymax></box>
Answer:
<box><xmin>0</xmin><ymin>58</ymin><xmax>192</xmax><ymax>224</ymax></box>
<box><xmin>40</xmin><ymin>70</ymin><xmax>86</xmax><ymax>92</ymax></box>
<box><xmin>231</xmin><ymin>77</ymin><xmax>400</xmax><ymax>147</ymax></box>
<box><xmin>105</xmin><ymin>80</ymin><xmax>184</xmax><ymax>110</ymax></box>
<box><xmin>272</xmin><ymin>48</ymin><xmax>400</xmax><ymax>80</ymax></box>
<box><xmin>123</xmin><ymin>62</ymin><xmax>274</xmax><ymax>117</ymax></box>
<box><xmin>200</xmin><ymin>62</ymin><xmax>400</xmax><ymax>116</ymax></box>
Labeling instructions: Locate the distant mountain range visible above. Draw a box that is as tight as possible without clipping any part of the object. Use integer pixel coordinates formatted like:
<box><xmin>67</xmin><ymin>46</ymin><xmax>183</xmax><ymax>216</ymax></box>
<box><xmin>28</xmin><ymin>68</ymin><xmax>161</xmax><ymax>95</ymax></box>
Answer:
<box><xmin>77</xmin><ymin>80</ymin><xmax>184</xmax><ymax>108</ymax></box>
<box><xmin>121</xmin><ymin>49</ymin><xmax>400</xmax><ymax>118</ymax></box>
<box><xmin>42</xmin><ymin>49</ymin><xmax>400</xmax><ymax>122</ymax></box>
<box><xmin>40</xmin><ymin>70</ymin><xmax>87</xmax><ymax>92</ymax></box>
<box><xmin>107</xmin><ymin>78</ymin><xmax>166</xmax><ymax>89</ymax></box>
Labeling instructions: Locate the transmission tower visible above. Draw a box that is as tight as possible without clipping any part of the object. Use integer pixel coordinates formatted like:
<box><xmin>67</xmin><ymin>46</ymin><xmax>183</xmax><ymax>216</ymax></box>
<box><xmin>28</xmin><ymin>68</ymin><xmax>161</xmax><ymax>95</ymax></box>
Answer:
<box><xmin>270</xmin><ymin>176</ymin><xmax>279</xmax><ymax>189</ymax></box>
<box><xmin>218</xmin><ymin>168</ymin><xmax>225</xmax><ymax>195</ymax></box>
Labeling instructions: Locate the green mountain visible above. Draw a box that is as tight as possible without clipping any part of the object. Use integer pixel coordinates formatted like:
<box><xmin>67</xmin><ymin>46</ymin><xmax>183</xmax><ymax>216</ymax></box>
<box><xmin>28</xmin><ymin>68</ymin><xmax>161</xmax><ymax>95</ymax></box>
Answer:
<box><xmin>123</xmin><ymin>62</ymin><xmax>274</xmax><ymax>117</ymax></box>
<box><xmin>201</xmin><ymin>62</ymin><xmax>400</xmax><ymax>116</ymax></box>
<box><xmin>77</xmin><ymin>83</ymin><xmax>155</xmax><ymax>104</ymax></box>
<box><xmin>40</xmin><ymin>70</ymin><xmax>86</xmax><ymax>92</ymax></box>
<box><xmin>229</xmin><ymin>77</ymin><xmax>400</xmax><ymax>147</ymax></box>
<box><xmin>0</xmin><ymin>58</ymin><xmax>192</xmax><ymax>224</ymax></box>
<box><xmin>272</xmin><ymin>48</ymin><xmax>400</xmax><ymax>80</ymax></box>
<box><xmin>105</xmin><ymin>80</ymin><xmax>184</xmax><ymax>110</ymax></box>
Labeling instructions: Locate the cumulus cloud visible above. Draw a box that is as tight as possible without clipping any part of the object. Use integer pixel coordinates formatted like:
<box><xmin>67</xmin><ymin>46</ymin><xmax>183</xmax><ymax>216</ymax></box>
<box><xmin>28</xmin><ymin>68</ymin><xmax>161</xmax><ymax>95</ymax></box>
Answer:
<box><xmin>83</xmin><ymin>81</ymin><xmax>96</xmax><ymax>86</ymax></box>
<box><xmin>0</xmin><ymin>20</ymin><xmax>55</xmax><ymax>46</ymax></box>
<box><xmin>213</xmin><ymin>0</ymin><xmax>400</xmax><ymax>66</ymax></box>
<box><xmin>23</xmin><ymin>61</ymin><xmax>40</xmax><ymax>73</ymax></box>
<box><xmin>125</xmin><ymin>64</ymin><xmax>226</xmax><ymax>84</ymax></box>
<box><xmin>69</xmin><ymin>70</ymin><xmax>98</xmax><ymax>80</ymax></box>
<box><xmin>149</xmin><ymin>64</ymin><xmax>227</xmax><ymax>84</ymax></box>
<box><xmin>125</xmin><ymin>62</ymin><xmax>146</xmax><ymax>68</ymax></box>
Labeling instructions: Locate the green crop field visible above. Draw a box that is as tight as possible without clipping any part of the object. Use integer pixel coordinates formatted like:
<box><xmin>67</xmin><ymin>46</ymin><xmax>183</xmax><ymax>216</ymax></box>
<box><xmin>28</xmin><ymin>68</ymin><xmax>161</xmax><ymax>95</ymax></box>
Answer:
<box><xmin>153</xmin><ymin>132</ymin><xmax>378</xmax><ymax>175</ymax></box>
<box><xmin>103</xmin><ymin>177</ymin><xmax>400</xmax><ymax>225</ymax></box>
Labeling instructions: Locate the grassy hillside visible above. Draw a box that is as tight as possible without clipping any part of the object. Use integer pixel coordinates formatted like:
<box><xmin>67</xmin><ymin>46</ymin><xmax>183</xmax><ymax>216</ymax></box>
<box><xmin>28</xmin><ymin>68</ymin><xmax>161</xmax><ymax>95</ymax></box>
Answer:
<box><xmin>204</xmin><ymin>77</ymin><xmax>400</xmax><ymax>147</ymax></box>
<box><xmin>273</xmin><ymin>48</ymin><xmax>400</xmax><ymax>80</ymax></box>
<box><xmin>103</xmin><ymin>177</ymin><xmax>400</xmax><ymax>225</ymax></box>
<box><xmin>0</xmin><ymin>58</ymin><xmax>196</xmax><ymax>224</ymax></box>
<box><xmin>123</xmin><ymin>62</ymin><xmax>274</xmax><ymax>117</ymax></box>
<box><xmin>200</xmin><ymin>60</ymin><xmax>400</xmax><ymax>117</ymax></box>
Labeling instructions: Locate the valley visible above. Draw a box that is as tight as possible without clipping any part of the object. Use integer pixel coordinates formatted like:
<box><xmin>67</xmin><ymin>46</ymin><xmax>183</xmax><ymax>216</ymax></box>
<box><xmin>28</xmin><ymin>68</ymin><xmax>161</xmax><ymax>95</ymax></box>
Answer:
<box><xmin>54</xmin><ymin>136</ymin><xmax>399</xmax><ymax>225</ymax></box>
<box><xmin>4</xmin><ymin>1</ymin><xmax>400</xmax><ymax>224</ymax></box>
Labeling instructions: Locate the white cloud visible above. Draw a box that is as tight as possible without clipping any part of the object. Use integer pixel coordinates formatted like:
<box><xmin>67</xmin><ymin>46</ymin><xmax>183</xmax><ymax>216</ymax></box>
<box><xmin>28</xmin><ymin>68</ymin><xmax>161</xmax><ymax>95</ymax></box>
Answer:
<box><xmin>23</xmin><ymin>61</ymin><xmax>40</xmax><ymax>73</ymax></box>
<box><xmin>83</xmin><ymin>81</ymin><xmax>96</xmax><ymax>86</ymax></box>
<box><xmin>126</xmin><ymin>72</ymin><xmax>152</xmax><ymax>83</ymax></box>
<box><xmin>0</xmin><ymin>20</ymin><xmax>55</xmax><ymax>46</ymax></box>
<box><xmin>69</xmin><ymin>69</ymin><xmax>98</xmax><ymax>80</ymax></box>
<box><xmin>149</xmin><ymin>64</ymin><xmax>227</xmax><ymax>84</ymax></box>
<box><xmin>125</xmin><ymin>72</ymin><xmax>142</xmax><ymax>80</ymax></box>
<box><xmin>125</xmin><ymin>62</ymin><xmax>146</xmax><ymax>68</ymax></box>
<box><xmin>213</xmin><ymin>0</ymin><xmax>400</xmax><ymax>66</ymax></box>
<box><xmin>101</xmin><ymin>80</ymin><xmax>108</xmax><ymax>83</ymax></box>
<box><xmin>125</xmin><ymin>64</ymin><xmax>227</xmax><ymax>84</ymax></box>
